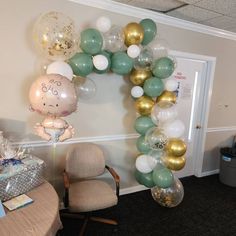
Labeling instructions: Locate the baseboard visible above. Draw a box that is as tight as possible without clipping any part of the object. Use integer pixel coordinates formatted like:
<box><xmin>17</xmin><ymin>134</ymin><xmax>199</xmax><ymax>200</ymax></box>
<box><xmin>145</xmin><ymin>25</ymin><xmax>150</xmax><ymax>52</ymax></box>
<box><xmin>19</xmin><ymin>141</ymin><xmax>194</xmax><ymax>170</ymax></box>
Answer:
<box><xmin>120</xmin><ymin>185</ymin><xmax>148</xmax><ymax>195</ymax></box>
<box><xmin>197</xmin><ymin>169</ymin><xmax>219</xmax><ymax>177</ymax></box>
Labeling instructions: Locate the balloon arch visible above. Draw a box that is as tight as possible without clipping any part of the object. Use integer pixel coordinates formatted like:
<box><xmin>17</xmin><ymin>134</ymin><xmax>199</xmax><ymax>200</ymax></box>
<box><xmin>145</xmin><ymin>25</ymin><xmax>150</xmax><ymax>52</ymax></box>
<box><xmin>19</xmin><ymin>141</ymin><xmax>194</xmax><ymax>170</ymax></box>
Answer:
<box><xmin>29</xmin><ymin>11</ymin><xmax>186</xmax><ymax>207</ymax></box>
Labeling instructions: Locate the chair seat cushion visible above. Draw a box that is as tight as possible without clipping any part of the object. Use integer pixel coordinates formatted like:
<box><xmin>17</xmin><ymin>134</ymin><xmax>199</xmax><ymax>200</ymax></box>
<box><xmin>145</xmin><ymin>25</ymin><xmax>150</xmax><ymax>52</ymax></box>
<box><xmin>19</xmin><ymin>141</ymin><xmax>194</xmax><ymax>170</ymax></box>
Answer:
<box><xmin>69</xmin><ymin>180</ymin><xmax>118</xmax><ymax>212</ymax></box>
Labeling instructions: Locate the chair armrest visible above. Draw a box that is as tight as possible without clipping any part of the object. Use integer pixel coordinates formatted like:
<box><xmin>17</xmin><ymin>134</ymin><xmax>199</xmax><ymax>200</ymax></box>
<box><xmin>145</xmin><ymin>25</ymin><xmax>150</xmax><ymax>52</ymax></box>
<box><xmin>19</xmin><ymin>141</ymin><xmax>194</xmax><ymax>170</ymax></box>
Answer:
<box><xmin>105</xmin><ymin>165</ymin><xmax>120</xmax><ymax>197</ymax></box>
<box><xmin>63</xmin><ymin>170</ymin><xmax>70</xmax><ymax>189</ymax></box>
<box><xmin>63</xmin><ymin>170</ymin><xmax>70</xmax><ymax>208</ymax></box>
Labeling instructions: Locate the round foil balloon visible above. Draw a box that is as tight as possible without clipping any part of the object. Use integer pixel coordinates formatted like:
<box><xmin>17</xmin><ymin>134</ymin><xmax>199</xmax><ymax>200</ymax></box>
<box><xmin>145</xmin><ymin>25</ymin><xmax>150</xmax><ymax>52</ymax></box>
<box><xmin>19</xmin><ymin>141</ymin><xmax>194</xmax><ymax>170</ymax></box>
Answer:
<box><xmin>161</xmin><ymin>154</ymin><xmax>186</xmax><ymax>171</ymax></box>
<box><xmin>29</xmin><ymin>74</ymin><xmax>78</xmax><ymax>142</ymax></box>
<box><xmin>135</xmin><ymin>96</ymin><xmax>155</xmax><ymax>116</ymax></box>
<box><xmin>156</xmin><ymin>91</ymin><xmax>177</xmax><ymax>104</ymax></box>
<box><xmin>123</xmin><ymin>22</ymin><xmax>144</xmax><ymax>46</ymax></box>
<box><xmin>151</xmin><ymin>177</ymin><xmax>184</xmax><ymax>207</ymax></box>
<box><xmin>165</xmin><ymin>138</ymin><xmax>187</xmax><ymax>157</ymax></box>
<box><xmin>33</xmin><ymin>11</ymin><xmax>78</xmax><ymax>61</ymax></box>
<box><xmin>129</xmin><ymin>68</ymin><xmax>152</xmax><ymax>86</ymax></box>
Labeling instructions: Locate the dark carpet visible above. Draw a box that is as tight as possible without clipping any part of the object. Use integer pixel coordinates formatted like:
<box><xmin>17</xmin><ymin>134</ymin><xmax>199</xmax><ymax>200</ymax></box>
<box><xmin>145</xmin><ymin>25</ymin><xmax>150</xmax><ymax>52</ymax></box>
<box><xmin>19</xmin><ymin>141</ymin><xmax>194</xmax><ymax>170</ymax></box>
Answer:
<box><xmin>59</xmin><ymin>174</ymin><xmax>236</xmax><ymax>236</ymax></box>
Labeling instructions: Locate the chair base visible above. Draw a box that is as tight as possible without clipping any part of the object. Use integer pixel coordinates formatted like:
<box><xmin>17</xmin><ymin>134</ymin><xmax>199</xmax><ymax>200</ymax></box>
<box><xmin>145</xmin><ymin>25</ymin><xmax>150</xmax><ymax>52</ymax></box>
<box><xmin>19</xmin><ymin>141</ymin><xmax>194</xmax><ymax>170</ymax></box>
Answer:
<box><xmin>60</xmin><ymin>210</ymin><xmax>118</xmax><ymax>236</ymax></box>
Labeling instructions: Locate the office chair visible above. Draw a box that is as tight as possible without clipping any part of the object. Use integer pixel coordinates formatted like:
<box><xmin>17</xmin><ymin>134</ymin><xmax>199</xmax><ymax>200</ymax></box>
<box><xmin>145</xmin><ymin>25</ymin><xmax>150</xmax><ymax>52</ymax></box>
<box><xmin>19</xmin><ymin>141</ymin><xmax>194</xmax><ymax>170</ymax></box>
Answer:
<box><xmin>61</xmin><ymin>142</ymin><xmax>120</xmax><ymax>236</ymax></box>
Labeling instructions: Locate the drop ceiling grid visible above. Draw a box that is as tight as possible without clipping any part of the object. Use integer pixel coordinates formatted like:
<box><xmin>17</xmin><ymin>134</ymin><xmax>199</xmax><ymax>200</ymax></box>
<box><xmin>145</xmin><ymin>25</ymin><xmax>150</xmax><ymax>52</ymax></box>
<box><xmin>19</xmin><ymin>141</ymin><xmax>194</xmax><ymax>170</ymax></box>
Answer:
<box><xmin>166</xmin><ymin>5</ymin><xmax>221</xmax><ymax>23</ymax></box>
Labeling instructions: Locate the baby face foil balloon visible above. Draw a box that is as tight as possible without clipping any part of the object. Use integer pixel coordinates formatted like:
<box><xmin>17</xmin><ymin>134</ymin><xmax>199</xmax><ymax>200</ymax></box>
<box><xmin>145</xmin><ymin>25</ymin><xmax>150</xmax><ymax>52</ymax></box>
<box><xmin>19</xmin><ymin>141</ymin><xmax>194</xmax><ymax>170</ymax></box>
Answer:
<box><xmin>29</xmin><ymin>74</ymin><xmax>77</xmax><ymax>117</ymax></box>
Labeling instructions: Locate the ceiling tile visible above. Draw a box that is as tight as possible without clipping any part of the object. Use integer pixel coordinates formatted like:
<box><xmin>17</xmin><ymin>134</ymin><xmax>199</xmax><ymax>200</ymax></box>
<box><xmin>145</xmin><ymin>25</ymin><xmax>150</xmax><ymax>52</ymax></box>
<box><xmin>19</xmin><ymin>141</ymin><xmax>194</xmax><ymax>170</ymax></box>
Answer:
<box><xmin>200</xmin><ymin>15</ymin><xmax>236</xmax><ymax>30</ymax></box>
<box><xmin>126</xmin><ymin>0</ymin><xmax>185</xmax><ymax>12</ymax></box>
<box><xmin>114</xmin><ymin>0</ymin><xmax>132</xmax><ymax>4</ymax></box>
<box><xmin>194</xmin><ymin>0</ymin><xmax>236</xmax><ymax>16</ymax></box>
<box><xmin>179</xmin><ymin>0</ymin><xmax>201</xmax><ymax>3</ymax></box>
<box><xmin>166</xmin><ymin>5</ymin><xmax>221</xmax><ymax>23</ymax></box>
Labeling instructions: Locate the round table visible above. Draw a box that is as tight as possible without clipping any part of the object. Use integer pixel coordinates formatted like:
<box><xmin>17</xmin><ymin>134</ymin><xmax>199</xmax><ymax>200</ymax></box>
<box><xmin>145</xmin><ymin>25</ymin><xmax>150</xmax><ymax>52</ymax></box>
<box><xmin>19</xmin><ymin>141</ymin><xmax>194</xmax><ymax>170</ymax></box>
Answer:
<box><xmin>0</xmin><ymin>182</ymin><xmax>62</xmax><ymax>236</ymax></box>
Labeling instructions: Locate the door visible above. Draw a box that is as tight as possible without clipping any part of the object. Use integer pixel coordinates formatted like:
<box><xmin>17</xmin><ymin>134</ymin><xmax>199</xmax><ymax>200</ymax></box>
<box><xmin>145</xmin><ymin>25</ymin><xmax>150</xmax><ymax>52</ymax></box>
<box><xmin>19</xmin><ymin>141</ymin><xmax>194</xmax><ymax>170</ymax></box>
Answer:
<box><xmin>169</xmin><ymin>51</ymin><xmax>216</xmax><ymax>178</ymax></box>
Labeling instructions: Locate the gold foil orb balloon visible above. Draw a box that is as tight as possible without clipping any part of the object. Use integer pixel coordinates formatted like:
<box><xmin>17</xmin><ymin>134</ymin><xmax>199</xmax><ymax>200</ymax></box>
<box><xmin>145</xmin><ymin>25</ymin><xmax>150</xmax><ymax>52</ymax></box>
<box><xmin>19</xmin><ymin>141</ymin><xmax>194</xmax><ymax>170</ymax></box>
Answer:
<box><xmin>130</xmin><ymin>69</ymin><xmax>152</xmax><ymax>86</ymax></box>
<box><xmin>135</xmin><ymin>96</ymin><xmax>155</xmax><ymax>115</ymax></box>
<box><xmin>165</xmin><ymin>138</ymin><xmax>187</xmax><ymax>157</ymax></box>
<box><xmin>156</xmin><ymin>91</ymin><xmax>177</xmax><ymax>104</ymax></box>
<box><xmin>151</xmin><ymin>177</ymin><xmax>184</xmax><ymax>208</ymax></box>
<box><xmin>162</xmin><ymin>155</ymin><xmax>186</xmax><ymax>171</ymax></box>
<box><xmin>33</xmin><ymin>11</ymin><xmax>79</xmax><ymax>60</ymax></box>
<box><xmin>124</xmin><ymin>22</ymin><xmax>144</xmax><ymax>46</ymax></box>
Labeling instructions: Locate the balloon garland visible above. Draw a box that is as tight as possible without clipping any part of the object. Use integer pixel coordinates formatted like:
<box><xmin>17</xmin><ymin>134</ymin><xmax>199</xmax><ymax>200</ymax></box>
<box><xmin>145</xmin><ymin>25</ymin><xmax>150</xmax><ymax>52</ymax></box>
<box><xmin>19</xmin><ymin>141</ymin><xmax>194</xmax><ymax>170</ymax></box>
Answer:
<box><xmin>30</xmin><ymin>11</ymin><xmax>186</xmax><ymax>207</ymax></box>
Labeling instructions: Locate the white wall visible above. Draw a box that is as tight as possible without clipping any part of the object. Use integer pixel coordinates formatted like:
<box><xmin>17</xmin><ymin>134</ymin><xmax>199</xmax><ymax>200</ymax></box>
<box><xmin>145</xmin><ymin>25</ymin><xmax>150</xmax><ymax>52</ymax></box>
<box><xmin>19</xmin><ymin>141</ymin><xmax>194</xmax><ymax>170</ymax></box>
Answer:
<box><xmin>1</xmin><ymin>0</ymin><xmax>236</xmax><ymax>196</ymax></box>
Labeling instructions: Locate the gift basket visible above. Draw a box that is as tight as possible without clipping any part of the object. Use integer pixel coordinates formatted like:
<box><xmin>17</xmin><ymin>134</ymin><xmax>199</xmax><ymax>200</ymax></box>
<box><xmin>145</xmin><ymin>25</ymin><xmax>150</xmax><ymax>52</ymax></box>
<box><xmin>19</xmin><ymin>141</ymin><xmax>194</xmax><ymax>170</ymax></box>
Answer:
<box><xmin>0</xmin><ymin>131</ymin><xmax>45</xmax><ymax>201</ymax></box>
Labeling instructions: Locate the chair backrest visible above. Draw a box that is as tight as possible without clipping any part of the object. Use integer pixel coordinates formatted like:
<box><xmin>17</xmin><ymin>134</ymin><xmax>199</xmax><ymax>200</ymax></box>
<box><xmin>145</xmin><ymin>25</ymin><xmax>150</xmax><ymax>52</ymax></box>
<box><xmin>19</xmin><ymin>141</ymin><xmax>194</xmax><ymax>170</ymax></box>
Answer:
<box><xmin>66</xmin><ymin>143</ymin><xmax>106</xmax><ymax>179</ymax></box>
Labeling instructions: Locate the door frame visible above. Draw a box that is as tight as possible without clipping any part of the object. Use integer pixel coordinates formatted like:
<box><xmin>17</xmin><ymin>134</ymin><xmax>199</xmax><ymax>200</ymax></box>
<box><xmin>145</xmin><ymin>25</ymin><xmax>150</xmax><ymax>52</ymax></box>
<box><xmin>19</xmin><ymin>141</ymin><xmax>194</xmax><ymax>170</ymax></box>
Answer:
<box><xmin>170</xmin><ymin>50</ymin><xmax>216</xmax><ymax>177</ymax></box>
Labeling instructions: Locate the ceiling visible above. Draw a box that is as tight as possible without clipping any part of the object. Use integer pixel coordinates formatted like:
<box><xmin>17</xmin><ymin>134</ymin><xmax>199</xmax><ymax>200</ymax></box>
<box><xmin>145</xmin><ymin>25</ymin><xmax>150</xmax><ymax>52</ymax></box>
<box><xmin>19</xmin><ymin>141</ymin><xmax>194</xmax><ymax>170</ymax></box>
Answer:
<box><xmin>114</xmin><ymin>0</ymin><xmax>236</xmax><ymax>33</ymax></box>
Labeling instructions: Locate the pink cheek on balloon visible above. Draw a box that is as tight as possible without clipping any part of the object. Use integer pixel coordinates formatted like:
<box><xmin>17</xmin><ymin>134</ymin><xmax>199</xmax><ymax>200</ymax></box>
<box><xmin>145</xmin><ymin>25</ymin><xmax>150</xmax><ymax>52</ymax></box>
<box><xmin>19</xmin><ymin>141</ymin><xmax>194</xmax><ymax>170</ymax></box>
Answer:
<box><xmin>62</xmin><ymin>110</ymin><xmax>70</xmax><ymax>116</ymax></box>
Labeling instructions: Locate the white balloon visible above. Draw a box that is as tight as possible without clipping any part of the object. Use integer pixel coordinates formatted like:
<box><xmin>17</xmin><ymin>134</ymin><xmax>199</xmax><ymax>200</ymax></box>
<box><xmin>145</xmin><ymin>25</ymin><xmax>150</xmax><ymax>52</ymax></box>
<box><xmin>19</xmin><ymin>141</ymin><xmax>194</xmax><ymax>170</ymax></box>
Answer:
<box><xmin>96</xmin><ymin>16</ymin><xmax>111</xmax><ymax>33</ymax></box>
<box><xmin>163</xmin><ymin>119</ymin><xmax>185</xmax><ymax>138</ymax></box>
<box><xmin>151</xmin><ymin>103</ymin><xmax>178</xmax><ymax>123</ymax></box>
<box><xmin>127</xmin><ymin>45</ymin><xmax>141</xmax><ymax>58</ymax></box>
<box><xmin>135</xmin><ymin>154</ymin><xmax>157</xmax><ymax>174</ymax></box>
<box><xmin>93</xmin><ymin>55</ymin><xmax>109</xmax><ymax>71</ymax></box>
<box><xmin>165</xmin><ymin>79</ymin><xmax>178</xmax><ymax>91</ymax></box>
<box><xmin>46</xmin><ymin>61</ymin><xmax>73</xmax><ymax>80</ymax></box>
<box><xmin>131</xmin><ymin>86</ymin><xmax>144</xmax><ymax>98</ymax></box>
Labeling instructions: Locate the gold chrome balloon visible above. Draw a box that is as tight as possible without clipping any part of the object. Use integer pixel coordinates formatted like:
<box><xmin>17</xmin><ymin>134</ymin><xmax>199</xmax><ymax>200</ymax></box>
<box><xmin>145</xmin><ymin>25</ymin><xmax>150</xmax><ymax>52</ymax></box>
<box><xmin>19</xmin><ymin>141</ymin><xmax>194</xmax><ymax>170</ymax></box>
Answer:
<box><xmin>129</xmin><ymin>69</ymin><xmax>152</xmax><ymax>86</ymax></box>
<box><xmin>156</xmin><ymin>91</ymin><xmax>177</xmax><ymax>104</ymax></box>
<box><xmin>124</xmin><ymin>22</ymin><xmax>144</xmax><ymax>46</ymax></box>
<box><xmin>162</xmin><ymin>155</ymin><xmax>186</xmax><ymax>171</ymax></box>
<box><xmin>165</xmin><ymin>138</ymin><xmax>187</xmax><ymax>157</ymax></box>
<box><xmin>135</xmin><ymin>96</ymin><xmax>155</xmax><ymax>115</ymax></box>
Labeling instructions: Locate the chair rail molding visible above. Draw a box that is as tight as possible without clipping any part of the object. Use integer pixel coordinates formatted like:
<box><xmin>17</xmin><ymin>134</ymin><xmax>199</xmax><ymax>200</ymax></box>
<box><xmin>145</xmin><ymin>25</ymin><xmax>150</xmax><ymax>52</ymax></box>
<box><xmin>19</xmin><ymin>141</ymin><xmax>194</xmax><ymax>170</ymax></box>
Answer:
<box><xmin>207</xmin><ymin>126</ymin><xmax>236</xmax><ymax>133</ymax></box>
<box><xmin>13</xmin><ymin>133</ymin><xmax>139</xmax><ymax>148</ymax></box>
<box><xmin>68</xmin><ymin>0</ymin><xmax>236</xmax><ymax>41</ymax></box>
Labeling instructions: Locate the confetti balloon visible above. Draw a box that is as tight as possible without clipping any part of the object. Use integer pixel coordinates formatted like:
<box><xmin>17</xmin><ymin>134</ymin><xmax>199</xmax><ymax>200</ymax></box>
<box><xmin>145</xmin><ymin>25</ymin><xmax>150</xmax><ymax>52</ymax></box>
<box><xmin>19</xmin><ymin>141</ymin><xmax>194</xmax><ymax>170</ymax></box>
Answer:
<box><xmin>145</xmin><ymin>127</ymin><xmax>168</xmax><ymax>151</ymax></box>
<box><xmin>151</xmin><ymin>176</ymin><xmax>184</xmax><ymax>207</ymax></box>
<box><xmin>33</xmin><ymin>11</ymin><xmax>79</xmax><ymax>60</ymax></box>
<box><xmin>103</xmin><ymin>25</ymin><xmax>125</xmax><ymax>53</ymax></box>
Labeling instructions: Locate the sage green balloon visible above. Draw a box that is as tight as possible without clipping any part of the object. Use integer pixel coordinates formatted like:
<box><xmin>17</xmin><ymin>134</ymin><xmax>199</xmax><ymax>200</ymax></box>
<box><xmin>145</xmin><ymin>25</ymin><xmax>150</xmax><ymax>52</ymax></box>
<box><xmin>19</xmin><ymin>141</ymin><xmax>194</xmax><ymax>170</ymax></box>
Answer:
<box><xmin>136</xmin><ymin>135</ymin><xmax>151</xmax><ymax>154</ymax></box>
<box><xmin>135</xmin><ymin>169</ymin><xmax>155</xmax><ymax>188</ymax></box>
<box><xmin>152</xmin><ymin>57</ymin><xmax>175</xmax><ymax>79</ymax></box>
<box><xmin>80</xmin><ymin>28</ymin><xmax>103</xmax><ymax>55</ymax></box>
<box><xmin>111</xmin><ymin>51</ymin><xmax>134</xmax><ymax>75</ymax></box>
<box><xmin>134</xmin><ymin>116</ymin><xmax>155</xmax><ymax>135</ymax></box>
<box><xmin>143</xmin><ymin>77</ymin><xmax>164</xmax><ymax>97</ymax></box>
<box><xmin>68</xmin><ymin>52</ymin><xmax>93</xmax><ymax>77</ymax></box>
<box><xmin>140</xmin><ymin>18</ymin><xmax>157</xmax><ymax>45</ymax></box>
<box><xmin>93</xmin><ymin>51</ymin><xmax>112</xmax><ymax>74</ymax></box>
<box><xmin>152</xmin><ymin>166</ymin><xmax>174</xmax><ymax>188</ymax></box>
